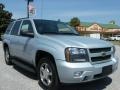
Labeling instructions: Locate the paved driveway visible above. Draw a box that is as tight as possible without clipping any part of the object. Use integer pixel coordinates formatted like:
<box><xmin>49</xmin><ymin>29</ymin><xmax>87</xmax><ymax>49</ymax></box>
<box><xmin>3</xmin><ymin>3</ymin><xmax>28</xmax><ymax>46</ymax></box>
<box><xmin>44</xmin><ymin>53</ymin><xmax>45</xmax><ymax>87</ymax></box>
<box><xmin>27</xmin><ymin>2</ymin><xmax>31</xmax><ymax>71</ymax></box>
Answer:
<box><xmin>0</xmin><ymin>41</ymin><xmax>120</xmax><ymax>90</ymax></box>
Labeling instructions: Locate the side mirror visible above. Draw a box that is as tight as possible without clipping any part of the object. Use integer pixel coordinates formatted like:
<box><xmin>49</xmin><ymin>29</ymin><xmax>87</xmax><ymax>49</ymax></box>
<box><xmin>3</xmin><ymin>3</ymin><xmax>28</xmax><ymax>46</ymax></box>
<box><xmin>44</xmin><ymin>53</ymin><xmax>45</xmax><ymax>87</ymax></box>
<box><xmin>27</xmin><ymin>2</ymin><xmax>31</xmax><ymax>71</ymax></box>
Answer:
<box><xmin>20</xmin><ymin>31</ymin><xmax>34</xmax><ymax>38</ymax></box>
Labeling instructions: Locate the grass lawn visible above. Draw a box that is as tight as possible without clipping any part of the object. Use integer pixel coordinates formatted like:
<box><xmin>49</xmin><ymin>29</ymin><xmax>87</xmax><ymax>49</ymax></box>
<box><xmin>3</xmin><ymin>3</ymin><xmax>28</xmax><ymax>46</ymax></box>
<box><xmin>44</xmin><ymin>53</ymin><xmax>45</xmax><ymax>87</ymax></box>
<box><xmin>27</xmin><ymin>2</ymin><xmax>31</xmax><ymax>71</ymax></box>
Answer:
<box><xmin>109</xmin><ymin>41</ymin><xmax>120</xmax><ymax>46</ymax></box>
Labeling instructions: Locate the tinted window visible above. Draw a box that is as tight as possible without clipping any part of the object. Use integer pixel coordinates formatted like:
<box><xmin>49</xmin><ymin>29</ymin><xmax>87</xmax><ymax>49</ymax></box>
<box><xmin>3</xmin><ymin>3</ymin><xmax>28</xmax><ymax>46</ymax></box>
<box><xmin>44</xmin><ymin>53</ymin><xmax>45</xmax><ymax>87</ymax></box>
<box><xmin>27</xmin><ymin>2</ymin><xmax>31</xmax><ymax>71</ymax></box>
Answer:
<box><xmin>34</xmin><ymin>20</ymin><xmax>79</xmax><ymax>35</ymax></box>
<box><xmin>5</xmin><ymin>22</ymin><xmax>14</xmax><ymax>34</ymax></box>
<box><xmin>20</xmin><ymin>20</ymin><xmax>34</xmax><ymax>35</ymax></box>
<box><xmin>11</xmin><ymin>21</ymin><xmax>21</xmax><ymax>35</ymax></box>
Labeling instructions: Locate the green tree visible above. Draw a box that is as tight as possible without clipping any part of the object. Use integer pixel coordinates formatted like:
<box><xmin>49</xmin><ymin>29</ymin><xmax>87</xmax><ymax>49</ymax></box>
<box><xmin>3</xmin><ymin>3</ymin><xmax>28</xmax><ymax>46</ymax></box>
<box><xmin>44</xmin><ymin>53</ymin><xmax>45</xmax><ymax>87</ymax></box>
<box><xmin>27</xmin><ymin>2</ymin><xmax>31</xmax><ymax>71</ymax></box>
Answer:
<box><xmin>69</xmin><ymin>17</ymin><xmax>80</xmax><ymax>27</ymax></box>
<box><xmin>0</xmin><ymin>3</ymin><xmax>12</xmax><ymax>35</ymax></box>
<box><xmin>109</xmin><ymin>20</ymin><xmax>116</xmax><ymax>24</ymax></box>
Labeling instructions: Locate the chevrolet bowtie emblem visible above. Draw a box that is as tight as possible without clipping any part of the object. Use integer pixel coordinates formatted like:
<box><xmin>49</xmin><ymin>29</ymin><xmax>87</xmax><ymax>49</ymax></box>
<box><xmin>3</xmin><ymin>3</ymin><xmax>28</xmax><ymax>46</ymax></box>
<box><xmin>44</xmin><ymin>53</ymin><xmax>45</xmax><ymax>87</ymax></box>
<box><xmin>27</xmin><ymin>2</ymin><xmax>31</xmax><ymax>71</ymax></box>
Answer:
<box><xmin>101</xmin><ymin>52</ymin><xmax>106</xmax><ymax>57</ymax></box>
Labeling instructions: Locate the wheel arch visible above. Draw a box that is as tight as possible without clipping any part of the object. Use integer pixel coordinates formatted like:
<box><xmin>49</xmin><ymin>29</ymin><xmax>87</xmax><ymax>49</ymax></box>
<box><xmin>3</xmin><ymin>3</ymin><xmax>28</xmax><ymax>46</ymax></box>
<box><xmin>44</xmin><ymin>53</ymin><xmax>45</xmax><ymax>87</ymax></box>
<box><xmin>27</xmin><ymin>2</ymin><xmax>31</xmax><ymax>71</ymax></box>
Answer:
<box><xmin>35</xmin><ymin>50</ymin><xmax>56</xmax><ymax>67</ymax></box>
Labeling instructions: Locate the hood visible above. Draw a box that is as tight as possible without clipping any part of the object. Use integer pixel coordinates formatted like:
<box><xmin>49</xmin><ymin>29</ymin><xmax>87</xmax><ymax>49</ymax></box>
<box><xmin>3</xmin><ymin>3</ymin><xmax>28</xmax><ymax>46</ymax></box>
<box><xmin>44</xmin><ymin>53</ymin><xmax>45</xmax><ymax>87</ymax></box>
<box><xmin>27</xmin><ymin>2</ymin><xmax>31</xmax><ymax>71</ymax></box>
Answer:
<box><xmin>40</xmin><ymin>35</ymin><xmax>113</xmax><ymax>48</ymax></box>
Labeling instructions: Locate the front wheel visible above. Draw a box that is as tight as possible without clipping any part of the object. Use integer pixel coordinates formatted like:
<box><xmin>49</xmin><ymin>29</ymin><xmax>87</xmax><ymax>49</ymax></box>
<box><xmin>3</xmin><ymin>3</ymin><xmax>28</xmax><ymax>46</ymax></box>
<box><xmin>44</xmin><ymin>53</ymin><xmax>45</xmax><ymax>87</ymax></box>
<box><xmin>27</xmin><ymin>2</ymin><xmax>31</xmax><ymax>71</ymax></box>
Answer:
<box><xmin>37</xmin><ymin>57</ymin><xmax>60</xmax><ymax>90</ymax></box>
<box><xmin>4</xmin><ymin>47</ymin><xmax>12</xmax><ymax>65</ymax></box>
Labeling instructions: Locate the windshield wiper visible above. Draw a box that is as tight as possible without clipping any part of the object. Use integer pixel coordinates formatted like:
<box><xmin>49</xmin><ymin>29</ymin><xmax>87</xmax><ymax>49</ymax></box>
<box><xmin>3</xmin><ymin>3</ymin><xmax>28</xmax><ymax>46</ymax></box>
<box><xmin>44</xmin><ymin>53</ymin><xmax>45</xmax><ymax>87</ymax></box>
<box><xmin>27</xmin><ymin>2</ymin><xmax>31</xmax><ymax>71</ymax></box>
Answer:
<box><xmin>41</xmin><ymin>32</ymin><xmax>59</xmax><ymax>34</ymax></box>
<box><xmin>59</xmin><ymin>33</ymin><xmax>80</xmax><ymax>36</ymax></box>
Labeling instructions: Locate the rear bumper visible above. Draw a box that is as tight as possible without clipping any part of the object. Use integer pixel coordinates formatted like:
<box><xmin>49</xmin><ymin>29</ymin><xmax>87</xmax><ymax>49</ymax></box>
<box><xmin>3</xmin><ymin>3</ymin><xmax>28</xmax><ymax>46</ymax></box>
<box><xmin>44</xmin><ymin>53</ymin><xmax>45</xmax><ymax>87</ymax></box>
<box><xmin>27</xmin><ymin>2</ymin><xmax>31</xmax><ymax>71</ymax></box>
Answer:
<box><xmin>56</xmin><ymin>58</ymin><xmax>118</xmax><ymax>83</ymax></box>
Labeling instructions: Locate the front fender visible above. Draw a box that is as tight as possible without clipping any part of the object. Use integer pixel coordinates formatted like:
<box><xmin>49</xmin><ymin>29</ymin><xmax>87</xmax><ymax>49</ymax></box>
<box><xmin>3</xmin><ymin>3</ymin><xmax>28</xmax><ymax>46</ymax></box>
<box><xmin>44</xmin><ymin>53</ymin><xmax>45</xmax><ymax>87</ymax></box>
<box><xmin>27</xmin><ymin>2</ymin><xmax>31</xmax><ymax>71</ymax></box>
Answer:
<box><xmin>32</xmin><ymin>41</ymin><xmax>66</xmax><ymax>66</ymax></box>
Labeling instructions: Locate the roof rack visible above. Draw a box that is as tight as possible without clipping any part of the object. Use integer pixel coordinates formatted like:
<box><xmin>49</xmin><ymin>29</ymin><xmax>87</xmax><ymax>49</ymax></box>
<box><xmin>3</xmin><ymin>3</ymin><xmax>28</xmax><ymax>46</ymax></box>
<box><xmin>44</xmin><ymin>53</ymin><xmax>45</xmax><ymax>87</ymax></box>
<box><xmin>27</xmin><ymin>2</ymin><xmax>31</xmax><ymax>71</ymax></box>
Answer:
<box><xmin>17</xmin><ymin>17</ymin><xmax>29</xmax><ymax>20</ymax></box>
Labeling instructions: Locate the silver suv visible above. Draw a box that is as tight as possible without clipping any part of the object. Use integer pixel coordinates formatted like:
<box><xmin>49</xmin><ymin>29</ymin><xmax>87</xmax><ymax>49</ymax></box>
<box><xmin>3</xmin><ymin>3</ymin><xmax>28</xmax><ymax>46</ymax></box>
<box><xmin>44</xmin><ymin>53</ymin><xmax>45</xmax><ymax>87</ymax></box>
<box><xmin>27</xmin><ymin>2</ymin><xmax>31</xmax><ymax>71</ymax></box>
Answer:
<box><xmin>2</xmin><ymin>18</ymin><xmax>118</xmax><ymax>90</ymax></box>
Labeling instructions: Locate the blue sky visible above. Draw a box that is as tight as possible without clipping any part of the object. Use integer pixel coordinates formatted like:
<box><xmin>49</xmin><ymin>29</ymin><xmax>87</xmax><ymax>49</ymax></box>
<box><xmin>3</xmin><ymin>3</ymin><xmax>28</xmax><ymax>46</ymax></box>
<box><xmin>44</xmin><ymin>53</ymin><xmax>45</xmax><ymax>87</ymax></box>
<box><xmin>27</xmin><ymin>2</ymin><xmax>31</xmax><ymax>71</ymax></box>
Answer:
<box><xmin>1</xmin><ymin>0</ymin><xmax>120</xmax><ymax>25</ymax></box>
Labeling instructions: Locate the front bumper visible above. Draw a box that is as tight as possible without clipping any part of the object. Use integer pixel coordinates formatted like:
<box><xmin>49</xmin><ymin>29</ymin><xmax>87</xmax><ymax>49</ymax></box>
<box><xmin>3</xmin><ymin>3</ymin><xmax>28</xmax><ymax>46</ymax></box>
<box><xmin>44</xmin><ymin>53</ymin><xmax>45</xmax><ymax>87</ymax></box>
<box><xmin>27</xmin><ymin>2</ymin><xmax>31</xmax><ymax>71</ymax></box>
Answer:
<box><xmin>56</xmin><ymin>58</ymin><xmax>118</xmax><ymax>83</ymax></box>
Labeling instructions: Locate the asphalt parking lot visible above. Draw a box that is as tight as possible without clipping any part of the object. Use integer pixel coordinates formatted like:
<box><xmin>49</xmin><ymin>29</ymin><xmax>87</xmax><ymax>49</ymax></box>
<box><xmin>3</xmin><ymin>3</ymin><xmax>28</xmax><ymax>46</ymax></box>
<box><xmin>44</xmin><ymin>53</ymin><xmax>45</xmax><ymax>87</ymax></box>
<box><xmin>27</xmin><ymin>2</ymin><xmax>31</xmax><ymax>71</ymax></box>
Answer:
<box><xmin>0</xmin><ymin>41</ymin><xmax>120</xmax><ymax>90</ymax></box>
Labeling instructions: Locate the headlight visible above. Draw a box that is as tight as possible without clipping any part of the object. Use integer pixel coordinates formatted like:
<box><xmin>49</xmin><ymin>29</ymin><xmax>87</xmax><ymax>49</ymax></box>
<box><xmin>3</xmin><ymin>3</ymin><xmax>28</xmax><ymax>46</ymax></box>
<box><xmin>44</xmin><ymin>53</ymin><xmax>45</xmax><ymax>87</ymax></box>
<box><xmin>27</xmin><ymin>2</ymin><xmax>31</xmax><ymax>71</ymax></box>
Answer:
<box><xmin>65</xmin><ymin>47</ymin><xmax>89</xmax><ymax>62</ymax></box>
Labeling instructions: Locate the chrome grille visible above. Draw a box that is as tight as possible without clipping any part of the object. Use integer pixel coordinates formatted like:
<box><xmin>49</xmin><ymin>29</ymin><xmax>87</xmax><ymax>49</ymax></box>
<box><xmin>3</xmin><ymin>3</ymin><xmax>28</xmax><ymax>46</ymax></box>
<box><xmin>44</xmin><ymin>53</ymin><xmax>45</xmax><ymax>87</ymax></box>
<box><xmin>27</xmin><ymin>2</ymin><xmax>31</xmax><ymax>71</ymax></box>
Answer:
<box><xmin>89</xmin><ymin>47</ymin><xmax>111</xmax><ymax>53</ymax></box>
<box><xmin>89</xmin><ymin>47</ymin><xmax>112</xmax><ymax>63</ymax></box>
<box><xmin>91</xmin><ymin>55</ymin><xmax>111</xmax><ymax>62</ymax></box>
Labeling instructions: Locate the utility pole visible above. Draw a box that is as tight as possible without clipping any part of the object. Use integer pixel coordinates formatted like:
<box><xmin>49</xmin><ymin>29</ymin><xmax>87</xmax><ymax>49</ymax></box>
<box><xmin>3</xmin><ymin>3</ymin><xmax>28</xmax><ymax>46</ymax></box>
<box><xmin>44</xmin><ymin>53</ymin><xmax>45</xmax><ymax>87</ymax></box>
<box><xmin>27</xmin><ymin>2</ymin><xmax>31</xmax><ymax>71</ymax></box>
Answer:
<box><xmin>26</xmin><ymin>0</ymin><xmax>33</xmax><ymax>18</ymax></box>
<box><xmin>27</xmin><ymin>0</ymin><xmax>29</xmax><ymax>18</ymax></box>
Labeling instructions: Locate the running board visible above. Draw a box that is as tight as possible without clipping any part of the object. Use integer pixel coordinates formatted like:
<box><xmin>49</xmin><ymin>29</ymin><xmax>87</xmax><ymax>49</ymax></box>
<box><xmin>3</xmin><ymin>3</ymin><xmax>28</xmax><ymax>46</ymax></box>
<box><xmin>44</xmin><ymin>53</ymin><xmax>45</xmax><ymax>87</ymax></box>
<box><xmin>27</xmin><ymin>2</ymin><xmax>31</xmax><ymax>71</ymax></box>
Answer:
<box><xmin>12</xmin><ymin>59</ymin><xmax>36</xmax><ymax>73</ymax></box>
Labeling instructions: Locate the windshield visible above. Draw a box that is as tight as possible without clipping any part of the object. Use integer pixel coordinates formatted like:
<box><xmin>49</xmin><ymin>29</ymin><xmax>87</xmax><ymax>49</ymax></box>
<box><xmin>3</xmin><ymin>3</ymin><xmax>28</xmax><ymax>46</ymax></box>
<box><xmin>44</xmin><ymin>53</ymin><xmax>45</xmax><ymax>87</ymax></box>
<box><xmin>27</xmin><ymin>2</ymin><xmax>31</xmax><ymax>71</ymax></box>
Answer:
<box><xmin>34</xmin><ymin>19</ymin><xmax>79</xmax><ymax>35</ymax></box>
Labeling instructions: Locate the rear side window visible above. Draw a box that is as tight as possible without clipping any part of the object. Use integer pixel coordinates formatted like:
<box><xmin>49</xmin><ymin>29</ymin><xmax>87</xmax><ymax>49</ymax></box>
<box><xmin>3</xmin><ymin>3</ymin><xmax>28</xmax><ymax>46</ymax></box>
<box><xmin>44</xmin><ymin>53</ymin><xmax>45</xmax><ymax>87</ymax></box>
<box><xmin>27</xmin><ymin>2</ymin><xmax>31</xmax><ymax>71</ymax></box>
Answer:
<box><xmin>20</xmin><ymin>20</ymin><xmax>34</xmax><ymax>35</ymax></box>
<box><xmin>10</xmin><ymin>20</ymin><xmax>22</xmax><ymax>35</ymax></box>
<box><xmin>5</xmin><ymin>22</ymin><xmax>14</xmax><ymax>34</ymax></box>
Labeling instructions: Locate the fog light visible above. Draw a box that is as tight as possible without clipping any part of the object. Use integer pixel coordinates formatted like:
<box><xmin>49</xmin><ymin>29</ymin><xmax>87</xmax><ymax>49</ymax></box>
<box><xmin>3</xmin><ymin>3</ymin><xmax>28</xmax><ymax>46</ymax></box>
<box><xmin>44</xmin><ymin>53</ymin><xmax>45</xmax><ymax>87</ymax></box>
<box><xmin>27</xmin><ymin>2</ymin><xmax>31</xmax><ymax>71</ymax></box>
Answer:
<box><xmin>74</xmin><ymin>71</ymin><xmax>83</xmax><ymax>78</ymax></box>
<box><xmin>83</xmin><ymin>75</ymin><xmax>92</xmax><ymax>81</ymax></box>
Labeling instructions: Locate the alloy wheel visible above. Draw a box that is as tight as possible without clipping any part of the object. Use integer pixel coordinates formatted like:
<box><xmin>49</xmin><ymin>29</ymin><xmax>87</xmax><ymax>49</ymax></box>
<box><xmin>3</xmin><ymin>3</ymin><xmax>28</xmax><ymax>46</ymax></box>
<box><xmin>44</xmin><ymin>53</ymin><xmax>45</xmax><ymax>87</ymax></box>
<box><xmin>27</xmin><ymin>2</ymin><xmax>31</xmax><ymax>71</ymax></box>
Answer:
<box><xmin>40</xmin><ymin>63</ymin><xmax>53</xmax><ymax>86</ymax></box>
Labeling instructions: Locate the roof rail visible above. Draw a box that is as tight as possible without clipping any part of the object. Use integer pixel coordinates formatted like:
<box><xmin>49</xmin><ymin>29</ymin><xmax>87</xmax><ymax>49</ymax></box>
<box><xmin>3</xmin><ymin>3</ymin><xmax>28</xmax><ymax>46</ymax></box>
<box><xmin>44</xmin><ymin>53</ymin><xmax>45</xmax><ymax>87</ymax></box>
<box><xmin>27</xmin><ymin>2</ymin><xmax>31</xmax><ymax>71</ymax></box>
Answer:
<box><xmin>17</xmin><ymin>17</ymin><xmax>29</xmax><ymax>20</ymax></box>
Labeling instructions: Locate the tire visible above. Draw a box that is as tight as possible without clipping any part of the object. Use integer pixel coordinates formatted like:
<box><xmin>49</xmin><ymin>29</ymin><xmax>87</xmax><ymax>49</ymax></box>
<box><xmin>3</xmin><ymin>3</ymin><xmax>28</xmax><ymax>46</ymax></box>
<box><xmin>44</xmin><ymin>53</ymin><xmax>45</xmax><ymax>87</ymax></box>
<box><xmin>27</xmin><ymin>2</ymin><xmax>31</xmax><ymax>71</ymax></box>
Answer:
<box><xmin>37</xmin><ymin>57</ymin><xmax>60</xmax><ymax>90</ymax></box>
<box><xmin>4</xmin><ymin>47</ymin><xmax>12</xmax><ymax>65</ymax></box>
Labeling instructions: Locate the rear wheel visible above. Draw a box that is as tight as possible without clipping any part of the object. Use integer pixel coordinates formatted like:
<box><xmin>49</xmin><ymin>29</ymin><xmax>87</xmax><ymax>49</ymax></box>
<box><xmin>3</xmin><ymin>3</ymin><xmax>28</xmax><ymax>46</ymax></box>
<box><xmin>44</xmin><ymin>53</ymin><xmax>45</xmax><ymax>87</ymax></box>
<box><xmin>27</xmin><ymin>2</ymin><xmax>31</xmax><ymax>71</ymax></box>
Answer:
<box><xmin>4</xmin><ymin>47</ymin><xmax>12</xmax><ymax>65</ymax></box>
<box><xmin>37</xmin><ymin>57</ymin><xmax>60</xmax><ymax>90</ymax></box>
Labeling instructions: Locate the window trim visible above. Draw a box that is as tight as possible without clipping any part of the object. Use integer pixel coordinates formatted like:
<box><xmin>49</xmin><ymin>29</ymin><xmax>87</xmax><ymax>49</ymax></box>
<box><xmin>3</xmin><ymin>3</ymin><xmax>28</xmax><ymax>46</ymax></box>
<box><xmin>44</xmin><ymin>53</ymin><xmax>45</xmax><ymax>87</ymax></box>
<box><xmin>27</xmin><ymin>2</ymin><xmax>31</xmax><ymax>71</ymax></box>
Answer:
<box><xmin>10</xmin><ymin>20</ymin><xmax>22</xmax><ymax>36</ymax></box>
<box><xmin>5</xmin><ymin>22</ymin><xmax>14</xmax><ymax>34</ymax></box>
<box><xmin>8</xmin><ymin>22</ymin><xmax>15</xmax><ymax>35</ymax></box>
<box><xmin>18</xmin><ymin>20</ymin><xmax>23</xmax><ymax>36</ymax></box>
